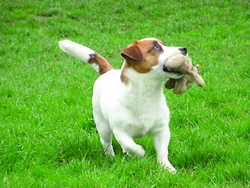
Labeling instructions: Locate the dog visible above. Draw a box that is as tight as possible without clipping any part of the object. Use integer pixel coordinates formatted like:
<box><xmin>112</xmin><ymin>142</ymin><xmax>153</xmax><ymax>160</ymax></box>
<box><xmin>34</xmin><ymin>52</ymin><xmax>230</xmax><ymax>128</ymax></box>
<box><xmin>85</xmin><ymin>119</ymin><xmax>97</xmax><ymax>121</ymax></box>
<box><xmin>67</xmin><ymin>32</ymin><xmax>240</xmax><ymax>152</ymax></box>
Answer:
<box><xmin>58</xmin><ymin>38</ymin><xmax>188</xmax><ymax>173</ymax></box>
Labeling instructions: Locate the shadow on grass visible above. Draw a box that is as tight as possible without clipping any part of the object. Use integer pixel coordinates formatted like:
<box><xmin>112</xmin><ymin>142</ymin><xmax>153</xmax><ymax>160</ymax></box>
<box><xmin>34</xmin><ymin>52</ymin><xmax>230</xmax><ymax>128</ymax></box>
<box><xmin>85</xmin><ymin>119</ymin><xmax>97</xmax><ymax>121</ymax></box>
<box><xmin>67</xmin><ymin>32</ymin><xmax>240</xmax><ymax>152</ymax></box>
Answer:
<box><xmin>51</xmin><ymin>129</ymin><xmax>159</xmax><ymax>171</ymax></box>
<box><xmin>52</xmin><ymin>130</ymin><xmax>124</xmax><ymax>168</ymax></box>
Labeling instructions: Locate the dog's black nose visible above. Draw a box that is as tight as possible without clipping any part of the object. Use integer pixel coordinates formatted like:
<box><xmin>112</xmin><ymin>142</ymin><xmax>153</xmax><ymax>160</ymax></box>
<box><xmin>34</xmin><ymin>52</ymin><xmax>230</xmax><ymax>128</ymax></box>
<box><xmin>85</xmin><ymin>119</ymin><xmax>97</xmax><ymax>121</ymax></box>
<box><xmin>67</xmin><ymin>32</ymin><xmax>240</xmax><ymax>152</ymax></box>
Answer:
<box><xmin>179</xmin><ymin>47</ymin><xmax>187</xmax><ymax>55</ymax></box>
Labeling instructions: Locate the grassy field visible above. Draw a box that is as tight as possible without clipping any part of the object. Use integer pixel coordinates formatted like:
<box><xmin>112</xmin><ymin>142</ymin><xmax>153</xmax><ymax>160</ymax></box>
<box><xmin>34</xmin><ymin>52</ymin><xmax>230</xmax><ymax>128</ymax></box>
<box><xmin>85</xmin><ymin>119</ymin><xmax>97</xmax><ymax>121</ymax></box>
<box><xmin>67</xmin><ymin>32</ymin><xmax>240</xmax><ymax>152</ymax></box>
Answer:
<box><xmin>0</xmin><ymin>0</ymin><xmax>249</xmax><ymax>187</ymax></box>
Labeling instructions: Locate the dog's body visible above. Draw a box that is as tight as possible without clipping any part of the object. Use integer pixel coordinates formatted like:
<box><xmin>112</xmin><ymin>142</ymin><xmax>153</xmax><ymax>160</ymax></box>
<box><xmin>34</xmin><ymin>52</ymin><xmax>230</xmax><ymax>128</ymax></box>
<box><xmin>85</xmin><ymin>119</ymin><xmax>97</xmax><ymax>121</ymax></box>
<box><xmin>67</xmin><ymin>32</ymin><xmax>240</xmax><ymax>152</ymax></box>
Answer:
<box><xmin>59</xmin><ymin>38</ymin><xmax>188</xmax><ymax>172</ymax></box>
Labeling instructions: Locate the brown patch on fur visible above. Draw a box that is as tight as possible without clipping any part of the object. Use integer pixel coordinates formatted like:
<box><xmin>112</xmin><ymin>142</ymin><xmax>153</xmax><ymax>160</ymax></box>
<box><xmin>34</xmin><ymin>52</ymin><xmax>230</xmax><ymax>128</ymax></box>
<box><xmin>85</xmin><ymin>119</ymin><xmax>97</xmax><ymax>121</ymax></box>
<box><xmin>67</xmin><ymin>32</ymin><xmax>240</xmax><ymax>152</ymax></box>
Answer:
<box><xmin>120</xmin><ymin>39</ymin><xmax>164</xmax><ymax>84</ymax></box>
<box><xmin>121</xmin><ymin>39</ymin><xmax>163</xmax><ymax>73</ymax></box>
<box><xmin>89</xmin><ymin>53</ymin><xmax>114</xmax><ymax>75</ymax></box>
<box><xmin>120</xmin><ymin>63</ymin><xmax>129</xmax><ymax>85</ymax></box>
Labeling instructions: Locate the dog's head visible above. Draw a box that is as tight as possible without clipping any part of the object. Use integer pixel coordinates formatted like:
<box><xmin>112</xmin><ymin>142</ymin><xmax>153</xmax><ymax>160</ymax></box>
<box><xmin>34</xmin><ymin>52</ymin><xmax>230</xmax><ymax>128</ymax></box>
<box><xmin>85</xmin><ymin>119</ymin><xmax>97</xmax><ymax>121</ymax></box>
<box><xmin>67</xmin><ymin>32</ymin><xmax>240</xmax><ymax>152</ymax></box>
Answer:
<box><xmin>120</xmin><ymin>38</ymin><xmax>189</xmax><ymax>84</ymax></box>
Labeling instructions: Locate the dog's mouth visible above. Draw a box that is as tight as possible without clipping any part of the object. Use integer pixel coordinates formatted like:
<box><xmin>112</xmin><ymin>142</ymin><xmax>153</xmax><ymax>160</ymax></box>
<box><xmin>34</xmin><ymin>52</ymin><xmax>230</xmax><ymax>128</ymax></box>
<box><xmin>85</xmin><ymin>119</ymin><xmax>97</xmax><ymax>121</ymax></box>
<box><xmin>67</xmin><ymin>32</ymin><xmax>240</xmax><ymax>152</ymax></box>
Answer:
<box><xmin>163</xmin><ymin>65</ymin><xmax>182</xmax><ymax>75</ymax></box>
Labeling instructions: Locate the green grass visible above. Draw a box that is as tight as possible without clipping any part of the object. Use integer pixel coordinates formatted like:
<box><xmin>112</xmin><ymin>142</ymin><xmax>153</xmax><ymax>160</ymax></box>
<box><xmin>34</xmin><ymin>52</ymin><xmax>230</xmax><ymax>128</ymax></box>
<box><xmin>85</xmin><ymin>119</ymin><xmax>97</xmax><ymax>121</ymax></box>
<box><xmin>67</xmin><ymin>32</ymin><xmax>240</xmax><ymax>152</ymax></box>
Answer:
<box><xmin>0</xmin><ymin>0</ymin><xmax>249</xmax><ymax>187</ymax></box>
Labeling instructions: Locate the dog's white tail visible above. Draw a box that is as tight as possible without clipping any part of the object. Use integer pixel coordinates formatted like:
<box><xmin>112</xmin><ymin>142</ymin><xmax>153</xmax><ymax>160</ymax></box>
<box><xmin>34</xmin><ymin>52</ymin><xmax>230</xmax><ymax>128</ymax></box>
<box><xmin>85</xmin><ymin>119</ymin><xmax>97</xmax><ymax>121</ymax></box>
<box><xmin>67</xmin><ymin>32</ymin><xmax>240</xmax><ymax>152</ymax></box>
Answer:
<box><xmin>58</xmin><ymin>40</ymin><xmax>114</xmax><ymax>74</ymax></box>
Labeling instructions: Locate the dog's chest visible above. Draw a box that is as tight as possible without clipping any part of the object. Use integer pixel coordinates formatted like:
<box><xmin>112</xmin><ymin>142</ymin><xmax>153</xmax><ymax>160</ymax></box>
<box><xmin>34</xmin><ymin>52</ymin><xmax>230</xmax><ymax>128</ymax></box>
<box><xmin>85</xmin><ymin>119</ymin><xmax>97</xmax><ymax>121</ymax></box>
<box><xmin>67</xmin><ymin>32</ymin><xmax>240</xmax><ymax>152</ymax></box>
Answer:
<box><xmin>95</xmin><ymin>70</ymin><xmax>170</xmax><ymax>137</ymax></box>
<box><xmin>131</xmin><ymin>113</ymin><xmax>156</xmax><ymax>137</ymax></box>
<box><xmin>121</xmin><ymin>97</ymin><xmax>167</xmax><ymax>137</ymax></box>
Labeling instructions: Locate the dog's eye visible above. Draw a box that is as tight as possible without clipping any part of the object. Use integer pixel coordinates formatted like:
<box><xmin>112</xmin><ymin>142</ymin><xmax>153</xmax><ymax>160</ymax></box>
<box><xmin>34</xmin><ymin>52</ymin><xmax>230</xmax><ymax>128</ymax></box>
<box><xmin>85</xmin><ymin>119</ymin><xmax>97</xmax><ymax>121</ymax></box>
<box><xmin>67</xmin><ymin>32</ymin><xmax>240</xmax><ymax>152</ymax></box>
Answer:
<box><xmin>151</xmin><ymin>43</ymin><xmax>162</xmax><ymax>51</ymax></box>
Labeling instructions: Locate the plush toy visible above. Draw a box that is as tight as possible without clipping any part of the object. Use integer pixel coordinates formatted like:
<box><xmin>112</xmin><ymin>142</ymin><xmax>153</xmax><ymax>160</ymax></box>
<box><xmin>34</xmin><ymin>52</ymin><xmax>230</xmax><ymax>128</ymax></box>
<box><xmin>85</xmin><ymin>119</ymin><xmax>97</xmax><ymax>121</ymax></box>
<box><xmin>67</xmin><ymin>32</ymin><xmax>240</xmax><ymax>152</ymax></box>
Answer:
<box><xmin>164</xmin><ymin>54</ymin><xmax>205</xmax><ymax>94</ymax></box>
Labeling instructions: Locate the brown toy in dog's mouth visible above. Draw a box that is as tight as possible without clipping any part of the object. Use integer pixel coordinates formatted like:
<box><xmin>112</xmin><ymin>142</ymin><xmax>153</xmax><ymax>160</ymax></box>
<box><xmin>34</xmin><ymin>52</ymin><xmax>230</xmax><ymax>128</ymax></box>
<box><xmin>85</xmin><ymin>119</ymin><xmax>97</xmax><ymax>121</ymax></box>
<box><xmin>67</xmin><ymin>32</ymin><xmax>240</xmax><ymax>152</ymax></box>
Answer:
<box><xmin>163</xmin><ymin>54</ymin><xmax>205</xmax><ymax>94</ymax></box>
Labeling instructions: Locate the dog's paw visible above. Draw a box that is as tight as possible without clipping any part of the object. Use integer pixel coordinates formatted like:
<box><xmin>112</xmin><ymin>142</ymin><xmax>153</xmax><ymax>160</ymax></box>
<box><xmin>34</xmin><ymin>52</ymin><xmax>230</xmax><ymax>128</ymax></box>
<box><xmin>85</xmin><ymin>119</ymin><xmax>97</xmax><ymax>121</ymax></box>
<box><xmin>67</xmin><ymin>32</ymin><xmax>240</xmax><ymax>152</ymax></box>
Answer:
<box><xmin>165</xmin><ymin>165</ymin><xmax>177</xmax><ymax>174</ymax></box>
<box><xmin>158</xmin><ymin>160</ymin><xmax>177</xmax><ymax>173</ymax></box>
<box><xmin>104</xmin><ymin>145</ymin><xmax>115</xmax><ymax>157</ymax></box>
<box><xmin>122</xmin><ymin>147</ymin><xmax>129</xmax><ymax>156</ymax></box>
<box><xmin>127</xmin><ymin>145</ymin><xmax>146</xmax><ymax>158</ymax></box>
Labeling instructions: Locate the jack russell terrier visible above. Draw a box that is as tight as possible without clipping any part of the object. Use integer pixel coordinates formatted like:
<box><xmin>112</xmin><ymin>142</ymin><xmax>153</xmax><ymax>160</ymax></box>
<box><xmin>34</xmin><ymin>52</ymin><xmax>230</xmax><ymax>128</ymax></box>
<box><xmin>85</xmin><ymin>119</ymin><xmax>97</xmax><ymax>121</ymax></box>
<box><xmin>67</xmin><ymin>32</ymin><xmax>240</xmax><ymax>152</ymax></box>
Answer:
<box><xmin>58</xmin><ymin>38</ymin><xmax>188</xmax><ymax>173</ymax></box>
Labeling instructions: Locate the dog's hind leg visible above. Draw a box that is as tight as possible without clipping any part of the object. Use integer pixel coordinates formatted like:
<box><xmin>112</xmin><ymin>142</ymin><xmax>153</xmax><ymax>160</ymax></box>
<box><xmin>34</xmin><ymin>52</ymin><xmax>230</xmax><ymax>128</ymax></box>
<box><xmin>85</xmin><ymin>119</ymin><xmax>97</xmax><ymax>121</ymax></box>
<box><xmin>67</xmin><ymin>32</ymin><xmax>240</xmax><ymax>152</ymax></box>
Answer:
<box><xmin>93</xmin><ymin>98</ymin><xmax>115</xmax><ymax>156</ymax></box>
<box><xmin>95</xmin><ymin>121</ymin><xmax>115</xmax><ymax>157</ymax></box>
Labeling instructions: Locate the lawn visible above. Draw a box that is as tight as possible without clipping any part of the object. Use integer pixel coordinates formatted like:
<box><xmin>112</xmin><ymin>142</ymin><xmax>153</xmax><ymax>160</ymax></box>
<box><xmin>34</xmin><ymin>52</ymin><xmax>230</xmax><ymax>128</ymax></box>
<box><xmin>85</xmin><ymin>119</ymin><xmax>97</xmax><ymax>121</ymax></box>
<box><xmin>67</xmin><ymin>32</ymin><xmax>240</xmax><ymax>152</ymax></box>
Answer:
<box><xmin>0</xmin><ymin>0</ymin><xmax>249</xmax><ymax>187</ymax></box>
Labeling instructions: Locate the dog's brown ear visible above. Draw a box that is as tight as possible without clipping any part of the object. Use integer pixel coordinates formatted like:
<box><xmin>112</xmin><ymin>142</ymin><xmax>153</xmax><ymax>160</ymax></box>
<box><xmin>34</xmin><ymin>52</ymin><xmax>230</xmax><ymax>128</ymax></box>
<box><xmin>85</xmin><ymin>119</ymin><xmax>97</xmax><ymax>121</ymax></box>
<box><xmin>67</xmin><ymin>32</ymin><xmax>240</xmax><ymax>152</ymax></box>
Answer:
<box><xmin>121</xmin><ymin>45</ymin><xmax>143</xmax><ymax>61</ymax></box>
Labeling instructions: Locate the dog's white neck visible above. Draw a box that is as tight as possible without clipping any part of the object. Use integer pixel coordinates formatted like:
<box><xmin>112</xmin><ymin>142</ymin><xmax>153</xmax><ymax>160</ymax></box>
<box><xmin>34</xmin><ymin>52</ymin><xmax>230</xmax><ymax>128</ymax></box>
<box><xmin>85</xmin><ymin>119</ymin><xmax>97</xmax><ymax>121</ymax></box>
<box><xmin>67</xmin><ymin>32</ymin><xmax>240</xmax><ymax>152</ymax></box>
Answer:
<box><xmin>120</xmin><ymin>68</ymin><xmax>167</xmax><ymax>129</ymax></box>
<box><xmin>125</xmin><ymin>68</ymin><xmax>164</xmax><ymax>98</ymax></box>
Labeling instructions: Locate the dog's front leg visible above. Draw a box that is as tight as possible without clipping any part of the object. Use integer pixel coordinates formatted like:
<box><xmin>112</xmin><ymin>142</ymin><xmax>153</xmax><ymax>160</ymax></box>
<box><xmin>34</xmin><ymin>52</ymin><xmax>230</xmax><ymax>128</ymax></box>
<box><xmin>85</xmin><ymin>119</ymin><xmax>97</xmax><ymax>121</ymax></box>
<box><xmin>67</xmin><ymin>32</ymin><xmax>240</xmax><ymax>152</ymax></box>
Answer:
<box><xmin>113</xmin><ymin>130</ymin><xmax>145</xmax><ymax>158</ymax></box>
<box><xmin>154</xmin><ymin>127</ymin><xmax>176</xmax><ymax>173</ymax></box>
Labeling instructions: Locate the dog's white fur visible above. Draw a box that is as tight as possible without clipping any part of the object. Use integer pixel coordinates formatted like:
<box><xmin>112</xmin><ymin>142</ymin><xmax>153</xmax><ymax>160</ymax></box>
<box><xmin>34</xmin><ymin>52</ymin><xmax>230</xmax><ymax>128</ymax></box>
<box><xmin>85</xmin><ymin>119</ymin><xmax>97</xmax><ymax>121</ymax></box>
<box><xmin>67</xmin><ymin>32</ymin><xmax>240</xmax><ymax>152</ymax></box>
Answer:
<box><xmin>59</xmin><ymin>38</ymin><xmax>186</xmax><ymax>172</ymax></box>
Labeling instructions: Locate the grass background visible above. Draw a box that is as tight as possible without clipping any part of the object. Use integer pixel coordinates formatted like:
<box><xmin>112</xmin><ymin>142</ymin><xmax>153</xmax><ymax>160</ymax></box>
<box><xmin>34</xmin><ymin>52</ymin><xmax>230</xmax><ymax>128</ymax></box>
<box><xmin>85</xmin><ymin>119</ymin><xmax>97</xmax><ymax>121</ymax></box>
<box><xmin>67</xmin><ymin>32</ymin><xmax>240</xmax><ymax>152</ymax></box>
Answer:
<box><xmin>0</xmin><ymin>0</ymin><xmax>249</xmax><ymax>187</ymax></box>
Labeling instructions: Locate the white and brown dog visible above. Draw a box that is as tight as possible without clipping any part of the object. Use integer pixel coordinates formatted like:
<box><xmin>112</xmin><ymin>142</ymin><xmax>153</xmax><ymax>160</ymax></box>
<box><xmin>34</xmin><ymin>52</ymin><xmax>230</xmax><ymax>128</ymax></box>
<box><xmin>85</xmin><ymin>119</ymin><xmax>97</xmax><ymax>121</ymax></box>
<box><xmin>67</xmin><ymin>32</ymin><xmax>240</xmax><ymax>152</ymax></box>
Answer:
<box><xmin>58</xmin><ymin>38</ymin><xmax>188</xmax><ymax>172</ymax></box>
